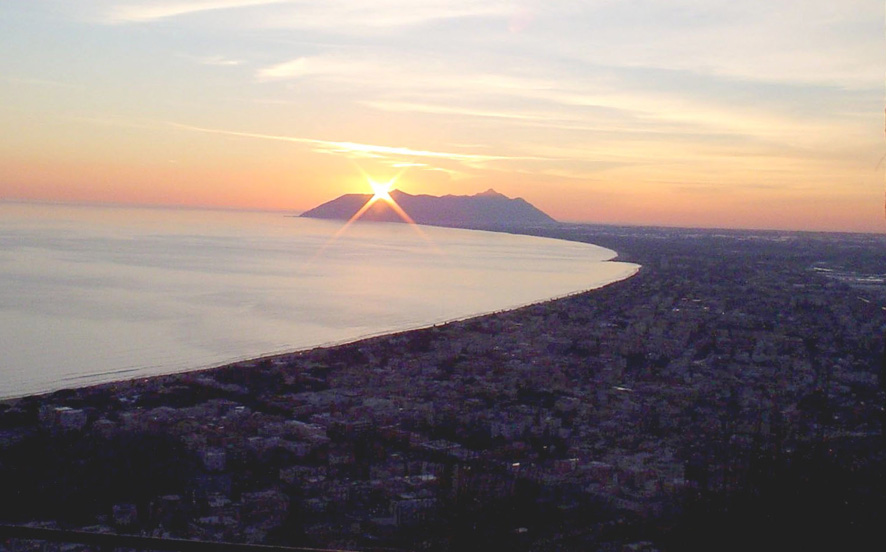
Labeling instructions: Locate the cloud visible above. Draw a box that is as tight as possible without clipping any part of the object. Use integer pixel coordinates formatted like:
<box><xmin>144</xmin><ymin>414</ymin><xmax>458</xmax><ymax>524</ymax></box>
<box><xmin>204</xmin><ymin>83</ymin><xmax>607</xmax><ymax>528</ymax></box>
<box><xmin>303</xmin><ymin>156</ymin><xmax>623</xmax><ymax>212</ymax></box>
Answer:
<box><xmin>255</xmin><ymin>54</ymin><xmax>556</xmax><ymax>94</ymax></box>
<box><xmin>361</xmin><ymin>100</ymin><xmax>552</xmax><ymax>123</ymax></box>
<box><xmin>4</xmin><ymin>76</ymin><xmax>83</xmax><ymax>89</ymax></box>
<box><xmin>254</xmin><ymin>52</ymin><xmax>558</xmax><ymax>99</ymax></box>
<box><xmin>256</xmin><ymin>57</ymin><xmax>341</xmax><ymax>80</ymax></box>
<box><xmin>260</xmin><ymin>53</ymin><xmax>846</xmax><ymax>149</ymax></box>
<box><xmin>99</xmin><ymin>1</ymin><xmax>880</xmax><ymax>89</ymax></box>
<box><xmin>166</xmin><ymin>122</ymin><xmax>522</xmax><ymax>164</ymax></box>
<box><xmin>103</xmin><ymin>0</ymin><xmax>290</xmax><ymax>23</ymax></box>
<box><xmin>102</xmin><ymin>0</ymin><xmax>514</xmax><ymax>28</ymax></box>
<box><xmin>522</xmin><ymin>0</ymin><xmax>881</xmax><ymax>88</ymax></box>
<box><xmin>249</xmin><ymin>48</ymin><xmax>874</xmax><ymax>183</ymax></box>
<box><xmin>180</xmin><ymin>54</ymin><xmax>243</xmax><ymax>66</ymax></box>
<box><xmin>243</xmin><ymin>0</ymin><xmax>514</xmax><ymax>30</ymax></box>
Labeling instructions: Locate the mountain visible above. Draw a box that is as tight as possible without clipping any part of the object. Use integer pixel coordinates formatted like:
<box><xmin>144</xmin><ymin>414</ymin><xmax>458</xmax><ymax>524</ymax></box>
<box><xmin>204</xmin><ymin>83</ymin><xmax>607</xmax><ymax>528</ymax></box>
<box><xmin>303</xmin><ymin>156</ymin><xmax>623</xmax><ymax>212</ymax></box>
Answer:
<box><xmin>300</xmin><ymin>189</ymin><xmax>556</xmax><ymax>227</ymax></box>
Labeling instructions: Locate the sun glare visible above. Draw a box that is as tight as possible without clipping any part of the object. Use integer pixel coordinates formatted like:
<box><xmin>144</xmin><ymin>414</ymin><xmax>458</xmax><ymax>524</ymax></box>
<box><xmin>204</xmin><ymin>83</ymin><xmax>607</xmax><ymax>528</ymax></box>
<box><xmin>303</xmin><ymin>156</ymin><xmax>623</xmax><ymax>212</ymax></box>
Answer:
<box><xmin>369</xmin><ymin>179</ymin><xmax>393</xmax><ymax>201</ymax></box>
<box><xmin>304</xmin><ymin>169</ymin><xmax>443</xmax><ymax>267</ymax></box>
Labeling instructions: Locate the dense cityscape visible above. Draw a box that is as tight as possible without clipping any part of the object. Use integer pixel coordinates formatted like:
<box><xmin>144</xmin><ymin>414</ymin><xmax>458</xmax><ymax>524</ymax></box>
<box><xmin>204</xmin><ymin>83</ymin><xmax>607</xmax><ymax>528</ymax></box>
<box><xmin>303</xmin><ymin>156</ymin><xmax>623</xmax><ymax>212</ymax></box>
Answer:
<box><xmin>2</xmin><ymin>224</ymin><xmax>885</xmax><ymax>551</ymax></box>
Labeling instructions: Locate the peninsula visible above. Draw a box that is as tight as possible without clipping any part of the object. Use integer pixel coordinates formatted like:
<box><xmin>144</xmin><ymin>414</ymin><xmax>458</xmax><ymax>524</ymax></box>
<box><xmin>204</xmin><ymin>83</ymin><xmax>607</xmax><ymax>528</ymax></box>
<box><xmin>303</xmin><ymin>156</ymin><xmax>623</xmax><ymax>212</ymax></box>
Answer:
<box><xmin>300</xmin><ymin>189</ymin><xmax>557</xmax><ymax>227</ymax></box>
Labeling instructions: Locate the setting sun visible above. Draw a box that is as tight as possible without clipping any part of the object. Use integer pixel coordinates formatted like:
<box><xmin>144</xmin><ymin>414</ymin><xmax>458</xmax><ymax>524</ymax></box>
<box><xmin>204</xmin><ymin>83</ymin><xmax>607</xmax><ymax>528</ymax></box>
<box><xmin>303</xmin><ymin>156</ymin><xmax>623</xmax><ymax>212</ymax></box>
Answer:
<box><xmin>369</xmin><ymin>179</ymin><xmax>393</xmax><ymax>202</ymax></box>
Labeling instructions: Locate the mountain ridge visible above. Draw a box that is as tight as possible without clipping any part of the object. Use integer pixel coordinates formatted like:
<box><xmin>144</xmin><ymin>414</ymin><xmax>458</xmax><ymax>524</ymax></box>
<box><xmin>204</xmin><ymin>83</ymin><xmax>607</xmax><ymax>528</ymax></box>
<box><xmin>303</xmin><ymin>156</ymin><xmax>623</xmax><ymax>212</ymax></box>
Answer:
<box><xmin>300</xmin><ymin>189</ymin><xmax>557</xmax><ymax>227</ymax></box>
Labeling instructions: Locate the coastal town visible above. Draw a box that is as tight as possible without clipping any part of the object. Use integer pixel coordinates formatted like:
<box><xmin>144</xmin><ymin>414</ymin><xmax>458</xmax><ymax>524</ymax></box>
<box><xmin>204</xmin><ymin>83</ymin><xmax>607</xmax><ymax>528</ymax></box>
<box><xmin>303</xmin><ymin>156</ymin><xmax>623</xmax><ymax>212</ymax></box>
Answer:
<box><xmin>2</xmin><ymin>224</ymin><xmax>885</xmax><ymax>551</ymax></box>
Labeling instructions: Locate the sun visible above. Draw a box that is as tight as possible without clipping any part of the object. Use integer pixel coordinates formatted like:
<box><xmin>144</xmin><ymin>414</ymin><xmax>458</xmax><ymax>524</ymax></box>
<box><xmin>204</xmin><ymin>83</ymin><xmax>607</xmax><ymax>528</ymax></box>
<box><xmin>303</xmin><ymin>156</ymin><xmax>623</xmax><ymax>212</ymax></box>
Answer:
<box><xmin>369</xmin><ymin>179</ymin><xmax>393</xmax><ymax>202</ymax></box>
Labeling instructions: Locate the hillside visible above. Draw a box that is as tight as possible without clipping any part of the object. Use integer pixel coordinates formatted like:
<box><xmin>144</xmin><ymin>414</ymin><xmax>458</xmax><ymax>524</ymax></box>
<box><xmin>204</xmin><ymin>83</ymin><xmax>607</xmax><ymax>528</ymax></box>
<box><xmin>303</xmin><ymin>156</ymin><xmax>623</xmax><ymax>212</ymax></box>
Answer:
<box><xmin>300</xmin><ymin>188</ymin><xmax>557</xmax><ymax>227</ymax></box>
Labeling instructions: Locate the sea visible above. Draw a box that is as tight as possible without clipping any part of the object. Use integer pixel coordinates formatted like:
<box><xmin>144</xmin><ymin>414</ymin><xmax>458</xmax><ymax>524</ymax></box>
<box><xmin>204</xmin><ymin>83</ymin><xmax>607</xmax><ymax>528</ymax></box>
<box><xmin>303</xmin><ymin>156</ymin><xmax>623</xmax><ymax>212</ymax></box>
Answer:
<box><xmin>0</xmin><ymin>202</ymin><xmax>639</xmax><ymax>399</ymax></box>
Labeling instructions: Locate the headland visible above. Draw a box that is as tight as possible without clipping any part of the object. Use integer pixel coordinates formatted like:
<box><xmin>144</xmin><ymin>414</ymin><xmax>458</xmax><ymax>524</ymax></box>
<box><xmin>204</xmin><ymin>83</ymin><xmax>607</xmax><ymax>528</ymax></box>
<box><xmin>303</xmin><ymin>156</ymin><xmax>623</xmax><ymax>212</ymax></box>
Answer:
<box><xmin>300</xmin><ymin>188</ymin><xmax>556</xmax><ymax>227</ymax></box>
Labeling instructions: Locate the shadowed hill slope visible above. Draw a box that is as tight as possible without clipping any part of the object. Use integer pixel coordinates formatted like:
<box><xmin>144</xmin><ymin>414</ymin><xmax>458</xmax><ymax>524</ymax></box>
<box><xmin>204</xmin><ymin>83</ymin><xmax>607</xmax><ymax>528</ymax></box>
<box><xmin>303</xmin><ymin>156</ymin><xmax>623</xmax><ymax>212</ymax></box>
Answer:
<box><xmin>300</xmin><ymin>189</ymin><xmax>557</xmax><ymax>227</ymax></box>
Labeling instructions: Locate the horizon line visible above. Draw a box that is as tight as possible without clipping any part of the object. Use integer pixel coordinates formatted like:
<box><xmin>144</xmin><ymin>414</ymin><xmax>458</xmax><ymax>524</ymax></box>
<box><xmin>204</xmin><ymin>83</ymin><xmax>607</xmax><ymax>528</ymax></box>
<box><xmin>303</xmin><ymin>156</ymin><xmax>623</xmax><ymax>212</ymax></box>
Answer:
<box><xmin>3</xmin><ymin>197</ymin><xmax>883</xmax><ymax>237</ymax></box>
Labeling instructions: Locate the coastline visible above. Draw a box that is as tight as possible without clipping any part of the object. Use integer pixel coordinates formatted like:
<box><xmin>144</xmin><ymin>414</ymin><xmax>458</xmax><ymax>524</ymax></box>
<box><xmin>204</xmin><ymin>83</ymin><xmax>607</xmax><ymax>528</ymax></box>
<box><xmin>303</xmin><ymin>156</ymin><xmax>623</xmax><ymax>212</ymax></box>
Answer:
<box><xmin>0</xmin><ymin>244</ymin><xmax>639</xmax><ymax>403</ymax></box>
<box><xmin>0</xmin><ymin>215</ymin><xmax>638</xmax><ymax>401</ymax></box>
<box><xmin>2</xmin><ymin>224</ymin><xmax>883</xmax><ymax>551</ymax></box>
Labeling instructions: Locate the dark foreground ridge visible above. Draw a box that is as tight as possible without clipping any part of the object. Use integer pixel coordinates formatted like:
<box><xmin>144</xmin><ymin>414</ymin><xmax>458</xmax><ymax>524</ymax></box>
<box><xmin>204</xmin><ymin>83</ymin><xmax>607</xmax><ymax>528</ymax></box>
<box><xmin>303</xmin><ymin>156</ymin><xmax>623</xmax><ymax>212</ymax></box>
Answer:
<box><xmin>299</xmin><ymin>189</ymin><xmax>556</xmax><ymax>227</ymax></box>
<box><xmin>2</xmin><ymin>224</ymin><xmax>886</xmax><ymax>551</ymax></box>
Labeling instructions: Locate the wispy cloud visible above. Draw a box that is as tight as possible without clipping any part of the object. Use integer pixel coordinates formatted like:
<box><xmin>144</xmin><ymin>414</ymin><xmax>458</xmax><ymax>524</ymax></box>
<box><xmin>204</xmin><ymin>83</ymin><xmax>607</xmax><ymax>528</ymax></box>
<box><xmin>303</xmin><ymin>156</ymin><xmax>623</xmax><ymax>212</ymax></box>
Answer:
<box><xmin>4</xmin><ymin>76</ymin><xmax>83</xmax><ymax>89</ymax></box>
<box><xmin>255</xmin><ymin>55</ymin><xmax>551</xmax><ymax>91</ymax></box>
<box><xmin>256</xmin><ymin>57</ymin><xmax>348</xmax><ymax>81</ymax></box>
<box><xmin>257</xmin><ymin>53</ymin><xmax>555</xmax><ymax>91</ymax></box>
<box><xmin>183</xmin><ymin>55</ymin><xmax>243</xmax><ymax>66</ymax></box>
<box><xmin>249</xmin><ymin>51</ymin><xmax>870</xmax><ymax>186</ymax></box>
<box><xmin>100</xmin><ymin>1</ymin><xmax>879</xmax><ymax>88</ymax></box>
<box><xmin>523</xmin><ymin>0</ymin><xmax>881</xmax><ymax>88</ymax></box>
<box><xmin>361</xmin><ymin>100</ymin><xmax>551</xmax><ymax>123</ymax></box>
<box><xmin>166</xmin><ymin>122</ymin><xmax>522</xmax><ymax>164</ymax></box>
<box><xmin>268</xmin><ymin>2</ymin><xmax>511</xmax><ymax>30</ymax></box>
<box><xmin>102</xmin><ymin>0</ymin><xmax>514</xmax><ymax>28</ymax></box>
<box><xmin>265</xmin><ymin>54</ymin><xmax>841</xmax><ymax>149</ymax></box>
<box><xmin>103</xmin><ymin>0</ymin><xmax>290</xmax><ymax>23</ymax></box>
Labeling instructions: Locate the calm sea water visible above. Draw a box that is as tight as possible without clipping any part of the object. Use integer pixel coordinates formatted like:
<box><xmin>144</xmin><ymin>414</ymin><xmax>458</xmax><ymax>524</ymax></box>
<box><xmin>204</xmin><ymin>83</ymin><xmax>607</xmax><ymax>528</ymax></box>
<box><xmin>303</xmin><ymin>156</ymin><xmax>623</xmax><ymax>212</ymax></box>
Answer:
<box><xmin>0</xmin><ymin>203</ymin><xmax>638</xmax><ymax>398</ymax></box>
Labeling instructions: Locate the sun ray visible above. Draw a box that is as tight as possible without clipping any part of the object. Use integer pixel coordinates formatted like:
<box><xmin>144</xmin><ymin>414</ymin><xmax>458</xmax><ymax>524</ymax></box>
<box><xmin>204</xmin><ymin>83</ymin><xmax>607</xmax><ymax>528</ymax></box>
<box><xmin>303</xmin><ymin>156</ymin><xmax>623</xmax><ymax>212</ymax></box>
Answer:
<box><xmin>390</xmin><ymin>200</ymin><xmax>442</xmax><ymax>252</ymax></box>
<box><xmin>301</xmin><ymin>196</ymin><xmax>379</xmax><ymax>268</ymax></box>
<box><xmin>366</xmin><ymin>175</ymin><xmax>440</xmax><ymax>249</ymax></box>
<box><xmin>303</xmin><ymin>167</ymin><xmax>443</xmax><ymax>268</ymax></box>
<box><xmin>332</xmin><ymin>194</ymin><xmax>380</xmax><ymax>239</ymax></box>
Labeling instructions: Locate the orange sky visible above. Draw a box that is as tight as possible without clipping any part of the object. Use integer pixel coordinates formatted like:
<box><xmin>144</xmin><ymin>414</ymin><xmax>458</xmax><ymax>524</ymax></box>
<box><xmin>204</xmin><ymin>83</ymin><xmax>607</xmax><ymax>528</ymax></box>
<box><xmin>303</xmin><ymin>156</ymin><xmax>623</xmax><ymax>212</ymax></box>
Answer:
<box><xmin>0</xmin><ymin>1</ymin><xmax>883</xmax><ymax>232</ymax></box>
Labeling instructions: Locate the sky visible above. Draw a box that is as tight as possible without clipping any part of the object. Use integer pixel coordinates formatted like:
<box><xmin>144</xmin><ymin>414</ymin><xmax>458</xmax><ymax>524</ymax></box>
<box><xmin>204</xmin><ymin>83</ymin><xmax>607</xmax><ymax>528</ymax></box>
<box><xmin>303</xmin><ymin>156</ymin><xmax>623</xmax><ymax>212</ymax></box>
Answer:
<box><xmin>0</xmin><ymin>1</ymin><xmax>883</xmax><ymax>232</ymax></box>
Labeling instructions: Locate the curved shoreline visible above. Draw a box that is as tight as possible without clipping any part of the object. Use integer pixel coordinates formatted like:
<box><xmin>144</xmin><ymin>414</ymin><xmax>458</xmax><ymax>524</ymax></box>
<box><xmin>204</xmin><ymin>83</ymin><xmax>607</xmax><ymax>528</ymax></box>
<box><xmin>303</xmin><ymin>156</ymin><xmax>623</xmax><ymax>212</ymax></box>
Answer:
<box><xmin>195</xmin><ymin>260</ymin><xmax>640</xmax><ymax>381</ymax></box>
<box><xmin>0</xmin><ymin>222</ymin><xmax>639</xmax><ymax>402</ymax></box>
<box><xmin>1</xmin><ymin>266</ymin><xmax>641</xmax><ymax>401</ymax></box>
